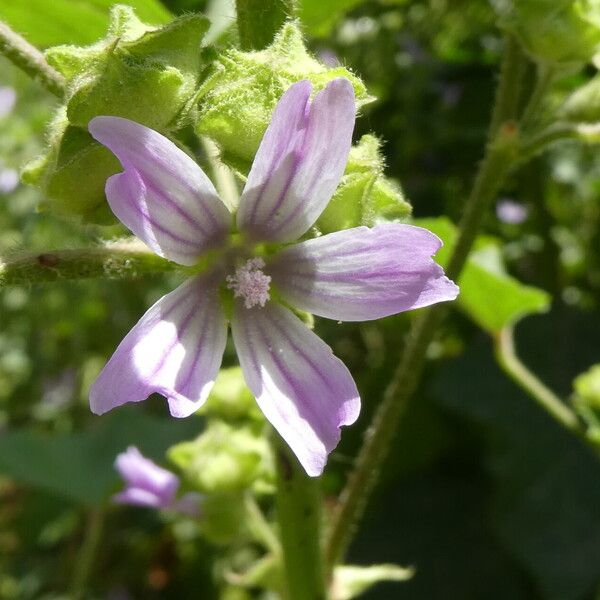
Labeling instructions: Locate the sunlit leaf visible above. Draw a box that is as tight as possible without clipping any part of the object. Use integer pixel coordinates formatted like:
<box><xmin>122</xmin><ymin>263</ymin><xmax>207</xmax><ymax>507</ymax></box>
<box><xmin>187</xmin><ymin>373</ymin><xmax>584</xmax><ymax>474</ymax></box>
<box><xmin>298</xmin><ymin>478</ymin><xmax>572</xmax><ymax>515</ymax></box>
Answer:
<box><xmin>418</xmin><ymin>217</ymin><xmax>551</xmax><ymax>333</ymax></box>
<box><xmin>299</xmin><ymin>0</ymin><xmax>365</xmax><ymax>37</ymax></box>
<box><xmin>0</xmin><ymin>0</ymin><xmax>170</xmax><ymax>47</ymax></box>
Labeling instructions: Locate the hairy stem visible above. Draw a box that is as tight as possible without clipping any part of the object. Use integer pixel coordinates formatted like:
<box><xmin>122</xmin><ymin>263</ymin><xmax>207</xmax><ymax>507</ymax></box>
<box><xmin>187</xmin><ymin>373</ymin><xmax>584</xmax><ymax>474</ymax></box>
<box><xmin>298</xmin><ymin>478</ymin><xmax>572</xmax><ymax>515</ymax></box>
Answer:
<box><xmin>245</xmin><ymin>494</ymin><xmax>281</xmax><ymax>556</ymax></box>
<box><xmin>0</xmin><ymin>21</ymin><xmax>66</xmax><ymax>97</ymax></box>
<box><xmin>235</xmin><ymin>0</ymin><xmax>298</xmax><ymax>50</ymax></box>
<box><xmin>489</xmin><ymin>36</ymin><xmax>526</xmax><ymax>136</ymax></box>
<box><xmin>200</xmin><ymin>136</ymin><xmax>240</xmax><ymax>212</ymax></box>
<box><xmin>0</xmin><ymin>242</ymin><xmax>177</xmax><ymax>287</ymax></box>
<box><xmin>325</xmin><ymin>37</ymin><xmax>528</xmax><ymax>570</ymax></box>
<box><xmin>275</xmin><ymin>436</ymin><xmax>326</xmax><ymax>600</ymax></box>
<box><xmin>495</xmin><ymin>326</ymin><xmax>581</xmax><ymax>433</ymax></box>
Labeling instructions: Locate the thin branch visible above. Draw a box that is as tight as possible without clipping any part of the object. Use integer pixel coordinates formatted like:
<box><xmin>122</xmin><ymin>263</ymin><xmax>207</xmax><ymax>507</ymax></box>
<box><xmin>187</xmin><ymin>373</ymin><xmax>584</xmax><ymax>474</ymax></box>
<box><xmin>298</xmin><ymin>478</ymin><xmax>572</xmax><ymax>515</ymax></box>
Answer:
<box><xmin>0</xmin><ymin>241</ymin><xmax>177</xmax><ymax>287</ymax></box>
<box><xmin>494</xmin><ymin>326</ymin><xmax>581</xmax><ymax>433</ymax></box>
<box><xmin>0</xmin><ymin>21</ymin><xmax>66</xmax><ymax>97</ymax></box>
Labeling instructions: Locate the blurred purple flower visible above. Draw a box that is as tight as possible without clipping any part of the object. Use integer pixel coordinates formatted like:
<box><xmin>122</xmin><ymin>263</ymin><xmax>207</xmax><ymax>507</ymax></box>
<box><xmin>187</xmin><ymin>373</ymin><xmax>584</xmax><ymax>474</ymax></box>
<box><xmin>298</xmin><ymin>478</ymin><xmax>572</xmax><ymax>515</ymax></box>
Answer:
<box><xmin>0</xmin><ymin>86</ymin><xmax>16</xmax><ymax>118</ymax></box>
<box><xmin>0</xmin><ymin>167</ymin><xmax>18</xmax><ymax>194</ymax></box>
<box><xmin>496</xmin><ymin>199</ymin><xmax>528</xmax><ymax>224</ymax></box>
<box><xmin>88</xmin><ymin>79</ymin><xmax>459</xmax><ymax>477</ymax></box>
<box><xmin>114</xmin><ymin>446</ymin><xmax>201</xmax><ymax>516</ymax></box>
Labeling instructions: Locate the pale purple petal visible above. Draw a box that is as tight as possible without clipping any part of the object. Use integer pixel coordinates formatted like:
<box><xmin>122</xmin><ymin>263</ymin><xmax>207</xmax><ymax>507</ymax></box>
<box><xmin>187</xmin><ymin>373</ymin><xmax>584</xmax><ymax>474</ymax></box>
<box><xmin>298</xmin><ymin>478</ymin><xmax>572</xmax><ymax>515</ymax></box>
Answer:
<box><xmin>113</xmin><ymin>487</ymin><xmax>170</xmax><ymax>508</ymax></box>
<box><xmin>231</xmin><ymin>301</ymin><xmax>360</xmax><ymax>477</ymax></box>
<box><xmin>269</xmin><ymin>224</ymin><xmax>459</xmax><ymax>321</ymax></box>
<box><xmin>237</xmin><ymin>78</ymin><xmax>355</xmax><ymax>243</ymax></box>
<box><xmin>89</xmin><ymin>117</ymin><xmax>231</xmax><ymax>265</ymax></box>
<box><xmin>114</xmin><ymin>446</ymin><xmax>179</xmax><ymax>507</ymax></box>
<box><xmin>90</xmin><ymin>274</ymin><xmax>227</xmax><ymax>418</ymax></box>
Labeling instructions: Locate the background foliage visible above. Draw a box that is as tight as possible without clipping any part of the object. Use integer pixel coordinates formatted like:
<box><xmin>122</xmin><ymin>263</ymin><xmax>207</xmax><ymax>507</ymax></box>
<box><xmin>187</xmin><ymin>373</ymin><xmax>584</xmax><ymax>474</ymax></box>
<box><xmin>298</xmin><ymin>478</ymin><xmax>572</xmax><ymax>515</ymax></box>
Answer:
<box><xmin>0</xmin><ymin>0</ymin><xmax>599</xmax><ymax>598</ymax></box>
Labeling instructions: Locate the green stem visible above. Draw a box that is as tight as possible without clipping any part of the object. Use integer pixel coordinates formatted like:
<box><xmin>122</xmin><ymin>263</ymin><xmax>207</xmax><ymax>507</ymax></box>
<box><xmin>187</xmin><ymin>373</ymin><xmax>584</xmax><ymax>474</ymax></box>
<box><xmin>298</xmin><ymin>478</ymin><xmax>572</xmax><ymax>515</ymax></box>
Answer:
<box><xmin>69</xmin><ymin>508</ymin><xmax>105</xmax><ymax>600</ymax></box>
<box><xmin>0</xmin><ymin>241</ymin><xmax>177</xmax><ymax>287</ymax></box>
<box><xmin>275</xmin><ymin>435</ymin><xmax>326</xmax><ymax>600</ymax></box>
<box><xmin>245</xmin><ymin>494</ymin><xmax>281</xmax><ymax>556</ymax></box>
<box><xmin>494</xmin><ymin>326</ymin><xmax>581</xmax><ymax>433</ymax></box>
<box><xmin>520</xmin><ymin>121</ymin><xmax>600</xmax><ymax>160</ymax></box>
<box><xmin>0</xmin><ymin>20</ymin><xmax>66</xmax><ymax>97</ymax></box>
<box><xmin>520</xmin><ymin>63</ymin><xmax>556</xmax><ymax>132</ymax></box>
<box><xmin>325</xmin><ymin>37</ymin><xmax>528</xmax><ymax>570</ymax></box>
<box><xmin>489</xmin><ymin>36</ymin><xmax>526</xmax><ymax>136</ymax></box>
<box><xmin>235</xmin><ymin>0</ymin><xmax>298</xmax><ymax>50</ymax></box>
<box><xmin>200</xmin><ymin>136</ymin><xmax>240</xmax><ymax>212</ymax></box>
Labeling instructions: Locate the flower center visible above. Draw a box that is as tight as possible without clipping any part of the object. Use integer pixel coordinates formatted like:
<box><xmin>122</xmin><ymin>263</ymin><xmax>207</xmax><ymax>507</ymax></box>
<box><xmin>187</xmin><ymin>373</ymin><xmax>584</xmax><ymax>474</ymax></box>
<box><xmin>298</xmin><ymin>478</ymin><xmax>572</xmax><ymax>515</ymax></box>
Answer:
<box><xmin>226</xmin><ymin>258</ymin><xmax>271</xmax><ymax>309</ymax></box>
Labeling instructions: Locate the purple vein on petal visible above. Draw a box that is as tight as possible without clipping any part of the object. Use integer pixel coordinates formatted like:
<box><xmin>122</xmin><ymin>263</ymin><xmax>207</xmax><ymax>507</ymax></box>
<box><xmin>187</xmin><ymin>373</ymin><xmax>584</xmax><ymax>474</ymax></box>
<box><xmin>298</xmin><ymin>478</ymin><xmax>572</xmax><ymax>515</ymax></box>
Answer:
<box><xmin>255</xmin><ymin>314</ymin><xmax>341</xmax><ymax>443</ymax></box>
<box><xmin>120</xmin><ymin>180</ymin><xmax>204</xmax><ymax>249</ymax></box>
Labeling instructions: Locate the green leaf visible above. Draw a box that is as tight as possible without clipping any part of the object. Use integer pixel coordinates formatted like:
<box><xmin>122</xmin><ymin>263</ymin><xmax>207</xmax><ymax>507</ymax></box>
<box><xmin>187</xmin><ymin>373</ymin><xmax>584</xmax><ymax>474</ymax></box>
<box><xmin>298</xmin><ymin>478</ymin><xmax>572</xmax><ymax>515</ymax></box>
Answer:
<box><xmin>299</xmin><ymin>0</ymin><xmax>365</xmax><ymax>37</ymax></box>
<box><xmin>0</xmin><ymin>0</ymin><xmax>170</xmax><ymax>47</ymax></box>
<box><xmin>417</xmin><ymin>217</ymin><xmax>551</xmax><ymax>333</ymax></box>
<box><xmin>435</xmin><ymin>343</ymin><xmax>600</xmax><ymax>600</ymax></box>
<box><xmin>0</xmin><ymin>408</ymin><xmax>199</xmax><ymax>505</ymax></box>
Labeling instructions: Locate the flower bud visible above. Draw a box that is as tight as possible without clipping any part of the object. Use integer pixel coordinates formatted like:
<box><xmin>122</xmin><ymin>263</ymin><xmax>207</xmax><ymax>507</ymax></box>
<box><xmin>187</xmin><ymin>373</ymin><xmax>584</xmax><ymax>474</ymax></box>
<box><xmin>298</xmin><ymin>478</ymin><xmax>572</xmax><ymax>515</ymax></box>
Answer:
<box><xmin>316</xmin><ymin>135</ymin><xmax>411</xmax><ymax>234</ymax></box>
<box><xmin>493</xmin><ymin>0</ymin><xmax>600</xmax><ymax>66</ymax></box>
<box><xmin>197</xmin><ymin>492</ymin><xmax>247</xmax><ymax>545</ymax></box>
<box><xmin>24</xmin><ymin>6</ymin><xmax>209</xmax><ymax>222</ymax></box>
<box><xmin>168</xmin><ymin>421</ymin><xmax>274</xmax><ymax>494</ymax></box>
<box><xmin>200</xmin><ymin>367</ymin><xmax>263</xmax><ymax>422</ymax></box>
<box><xmin>47</xmin><ymin>6</ymin><xmax>208</xmax><ymax>130</ymax></box>
<box><xmin>22</xmin><ymin>120</ymin><xmax>120</xmax><ymax>223</ymax></box>
<box><xmin>195</xmin><ymin>22</ymin><xmax>373</xmax><ymax>170</ymax></box>
<box><xmin>561</xmin><ymin>74</ymin><xmax>600</xmax><ymax>121</ymax></box>
<box><xmin>572</xmin><ymin>364</ymin><xmax>600</xmax><ymax>445</ymax></box>
<box><xmin>574</xmin><ymin>364</ymin><xmax>600</xmax><ymax>407</ymax></box>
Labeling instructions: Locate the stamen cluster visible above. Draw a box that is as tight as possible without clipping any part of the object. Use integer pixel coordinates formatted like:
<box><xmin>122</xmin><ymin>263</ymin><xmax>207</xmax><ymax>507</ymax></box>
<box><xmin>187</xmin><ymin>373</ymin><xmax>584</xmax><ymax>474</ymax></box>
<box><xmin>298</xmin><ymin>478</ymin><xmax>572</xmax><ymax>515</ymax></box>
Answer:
<box><xmin>226</xmin><ymin>258</ymin><xmax>272</xmax><ymax>309</ymax></box>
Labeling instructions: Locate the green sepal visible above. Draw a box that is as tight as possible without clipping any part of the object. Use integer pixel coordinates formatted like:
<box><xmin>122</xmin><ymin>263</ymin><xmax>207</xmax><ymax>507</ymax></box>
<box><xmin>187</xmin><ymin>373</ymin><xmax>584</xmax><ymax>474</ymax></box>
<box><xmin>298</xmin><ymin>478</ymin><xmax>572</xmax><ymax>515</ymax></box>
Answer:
<box><xmin>23</xmin><ymin>120</ymin><xmax>120</xmax><ymax>223</ymax></box>
<box><xmin>316</xmin><ymin>135</ymin><xmax>411</xmax><ymax>234</ymax></box>
<box><xmin>168</xmin><ymin>420</ymin><xmax>275</xmax><ymax>494</ymax></box>
<box><xmin>494</xmin><ymin>0</ymin><xmax>600</xmax><ymax>66</ymax></box>
<box><xmin>195</xmin><ymin>22</ymin><xmax>373</xmax><ymax>169</ymax></box>
<box><xmin>46</xmin><ymin>6</ymin><xmax>208</xmax><ymax>129</ymax></box>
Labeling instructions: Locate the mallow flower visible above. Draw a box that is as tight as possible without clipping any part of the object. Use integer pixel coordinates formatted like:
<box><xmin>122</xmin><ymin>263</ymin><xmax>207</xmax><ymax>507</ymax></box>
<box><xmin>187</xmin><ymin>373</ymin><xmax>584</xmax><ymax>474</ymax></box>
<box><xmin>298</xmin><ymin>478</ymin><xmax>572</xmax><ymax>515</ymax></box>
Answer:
<box><xmin>88</xmin><ymin>78</ymin><xmax>459</xmax><ymax>477</ymax></box>
<box><xmin>114</xmin><ymin>446</ymin><xmax>201</xmax><ymax>516</ymax></box>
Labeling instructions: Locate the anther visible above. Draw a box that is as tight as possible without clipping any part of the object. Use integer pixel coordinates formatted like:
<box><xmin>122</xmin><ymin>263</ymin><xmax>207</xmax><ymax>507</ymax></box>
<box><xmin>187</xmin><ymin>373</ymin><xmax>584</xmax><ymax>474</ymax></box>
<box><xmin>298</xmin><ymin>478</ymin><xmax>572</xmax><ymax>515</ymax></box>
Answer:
<box><xmin>226</xmin><ymin>258</ymin><xmax>271</xmax><ymax>309</ymax></box>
